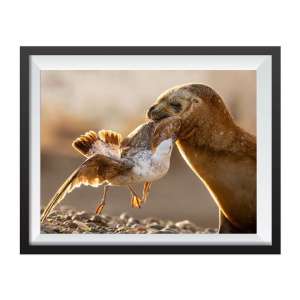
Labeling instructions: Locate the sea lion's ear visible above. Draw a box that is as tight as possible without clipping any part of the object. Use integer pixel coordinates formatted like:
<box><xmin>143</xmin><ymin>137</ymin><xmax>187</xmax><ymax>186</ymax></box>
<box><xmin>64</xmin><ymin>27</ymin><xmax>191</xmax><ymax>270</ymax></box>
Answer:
<box><xmin>192</xmin><ymin>97</ymin><xmax>200</xmax><ymax>104</ymax></box>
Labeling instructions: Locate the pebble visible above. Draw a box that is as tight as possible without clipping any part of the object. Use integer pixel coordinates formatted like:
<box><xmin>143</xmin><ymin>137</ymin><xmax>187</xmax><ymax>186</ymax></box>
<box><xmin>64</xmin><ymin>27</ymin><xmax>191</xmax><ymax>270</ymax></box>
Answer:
<box><xmin>71</xmin><ymin>211</ymin><xmax>92</xmax><ymax>221</ymax></box>
<box><xmin>63</xmin><ymin>220</ymin><xmax>78</xmax><ymax>229</ymax></box>
<box><xmin>40</xmin><ymin>209</ymin><xmax>217</xmax><ymax>234</ymax></box>
<box><xmin>126</xmin><ymin>217</ymin><xmax>140</xmax><ymax>226</ymax></box>
<box><xmin>147</xmin><ymin>229</ymin><xmax>159</xmax><ymax>234</ymax></box>
<box><xmin>164</xmin><ymin>224</ymin><xmax>178</xmax><ymax>230</ymax></box>
<box><xmin>89</xmin><ymin>215</ymin><xmax>107</xmax><ymax>224</ymax></box>
<box><xmin>142</xmin><ymin>217</ymin><xmax>160</xmax><ymax>225</ymax></box>
<box><xmin>175</xmin><ymin>220</ymin><xmax>198</xmax><ymax>232</ymax></box>
<box><xmin>148</xmin><ymin>224</ymin><xmax>164</xmax><ymax>230</ymax></box>
<box><xmin>119</xmin><ymin>212</ymin><xmax>129</xmax><ymax>221</ymax></box>
<box><xmin>88</xmin><ymin>222</ymin><xmax>98</xmax><ymax>229</ymax></box>
<box><xmin>41</xmin><ymin>225</ymin><xmax>56</xmax><ymax>234</ymax></box>
<box><xmin>73</xmin><ymin>220</ymin><xmax>91</xmax><ymax>231</ymax></box>
<box><xmin>203</xmin><ymin>228</ymin><xmax>218</xmax><ymax>234</ymax></box>
<box><xmin>157</xmin><ymin>229</ymin><xmax>178</xmax><ymax>234</ymax></box>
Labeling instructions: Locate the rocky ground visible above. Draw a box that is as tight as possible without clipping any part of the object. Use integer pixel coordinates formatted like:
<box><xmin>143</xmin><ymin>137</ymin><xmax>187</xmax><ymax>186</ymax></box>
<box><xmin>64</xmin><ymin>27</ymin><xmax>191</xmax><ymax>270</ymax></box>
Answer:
<box><xmin>41</xmin><ymin>209</ymin><xmax>218</xmax><ymax>234</ymax></box>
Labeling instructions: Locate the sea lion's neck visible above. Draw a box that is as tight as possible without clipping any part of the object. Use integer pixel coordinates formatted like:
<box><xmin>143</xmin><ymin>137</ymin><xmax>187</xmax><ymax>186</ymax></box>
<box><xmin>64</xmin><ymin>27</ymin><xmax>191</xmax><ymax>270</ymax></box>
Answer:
<box><xmin>179</xmin><ymin>111</ymin><xmax>237</xmax><ymax>152</ymax></box>
<box><xmin>176</xmin><ymin>118</ymin><xmax>256</xmax><ymax>215</ymax></box>
<box><xmin>178</xmin><ymin>119</ymin><xmax>256</xmax><ymax>162</ymax></box>
<box><xmin>176</xmin><ymin>116</ymin><xmax>257</xmax><ymax>188</ymax></box>
<box><xmin>176</xmin><ymin>127</ymin><xmax>256</xmax><ymax>228</ymax></box>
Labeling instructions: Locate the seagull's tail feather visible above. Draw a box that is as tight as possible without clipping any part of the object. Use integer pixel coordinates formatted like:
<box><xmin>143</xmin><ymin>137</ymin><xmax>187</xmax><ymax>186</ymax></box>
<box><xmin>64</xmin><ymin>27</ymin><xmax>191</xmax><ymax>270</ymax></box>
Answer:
<box><xmin>98</xmin><ymin>130</ymin><xmax>122</xmax><ymax>146</ymax></box>
<box><xmin>72</xmin><ymin>130</ymin><xmax>122</xmax><ymax>159</ymax></box>
<box><xmin>72</xmin><ymin>130</ymin><xmax>99</xmax><ymax>157</ymax></box>
<box><xmin>40</xmin><ymin>168</ymin><xmax>79</xmax><ymax>223</ymax></box>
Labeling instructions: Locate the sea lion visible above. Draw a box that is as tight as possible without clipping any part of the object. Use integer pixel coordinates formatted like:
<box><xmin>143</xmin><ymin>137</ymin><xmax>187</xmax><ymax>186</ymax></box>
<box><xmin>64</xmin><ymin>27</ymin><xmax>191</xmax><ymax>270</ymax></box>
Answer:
<box><xmin>147</xmin><ymin>83</ymin><xmax>256</xmax><ymax>233</ymax></box>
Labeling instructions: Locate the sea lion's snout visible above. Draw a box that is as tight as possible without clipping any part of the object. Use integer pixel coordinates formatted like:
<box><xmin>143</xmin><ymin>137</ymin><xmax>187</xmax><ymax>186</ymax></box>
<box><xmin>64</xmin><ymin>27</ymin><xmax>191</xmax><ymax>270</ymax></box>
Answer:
<box><xmin>147</xmin><ymin>105</ymin><xmax>155</xmax><ymax>118</ymax></box>
<box><xmin>147</xmin><ymin>87</ymin><xmax>194</xmax><ymax>121</ymax></box>
<box><xmin>147</xmin><ymin>104</ymin><xmax>170</xmax><ymax>121</ymax></box>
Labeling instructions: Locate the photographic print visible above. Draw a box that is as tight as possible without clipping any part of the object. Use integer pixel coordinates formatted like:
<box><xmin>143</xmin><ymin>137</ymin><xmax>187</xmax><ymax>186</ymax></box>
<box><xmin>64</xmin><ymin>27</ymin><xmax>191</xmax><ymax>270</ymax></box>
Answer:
<box><xmin>20</xmin><ymin>47</ymin><xmax>280</xmax><ymax>254</ymax></box>
<box><xmin>40</xmin><ymin>70</ymin><xmax>256</xmax><ymax>234</ymax></box>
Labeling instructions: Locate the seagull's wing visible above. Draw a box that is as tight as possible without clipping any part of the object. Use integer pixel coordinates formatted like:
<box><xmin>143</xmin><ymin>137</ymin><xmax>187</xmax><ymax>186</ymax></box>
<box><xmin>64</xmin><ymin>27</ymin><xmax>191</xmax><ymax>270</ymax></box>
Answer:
<box><xmin>120</xmin><ymin>123</ymin><xmax>155</xmax><ymax>157</ymax></box>
<box><xmin>72</xmin><ymin>130</ymin><xmax>123</xmax><ymax>159</ymax></box>
<box><xmin>151</xmin><ymin>116</ymin><xmax>181</xmax><ymax>151</ymax></box>
<box><xmin>40</xmin><ymin>154</ymin><xmax>132</xmax><ymax>223</ymax></box>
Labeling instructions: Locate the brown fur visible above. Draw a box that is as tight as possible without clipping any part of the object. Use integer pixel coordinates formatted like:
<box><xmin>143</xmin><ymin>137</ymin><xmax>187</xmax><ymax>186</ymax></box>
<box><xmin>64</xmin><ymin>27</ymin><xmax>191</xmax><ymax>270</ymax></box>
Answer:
<box><xmin>148</xmin><ymin>83</ymin><xmax>257</xmax><ymax>233</ymax></box>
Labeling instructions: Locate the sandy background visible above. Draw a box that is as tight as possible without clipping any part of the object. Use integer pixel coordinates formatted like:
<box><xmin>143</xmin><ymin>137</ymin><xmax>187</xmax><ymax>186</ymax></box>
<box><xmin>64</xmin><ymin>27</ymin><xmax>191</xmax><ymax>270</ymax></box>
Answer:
<box><xmin>41</xmin><ymin>70</ymin><xmax>256</xmax><ymax>227</ymax></box>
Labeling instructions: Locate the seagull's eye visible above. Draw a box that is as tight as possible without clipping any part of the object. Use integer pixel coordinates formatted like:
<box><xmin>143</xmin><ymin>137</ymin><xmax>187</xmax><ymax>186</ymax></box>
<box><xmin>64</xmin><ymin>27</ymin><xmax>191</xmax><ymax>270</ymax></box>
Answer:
<box><xmin>170</xmin><ymin>102</ymin><xmax>182</xmax><ymax>112</ymax></box>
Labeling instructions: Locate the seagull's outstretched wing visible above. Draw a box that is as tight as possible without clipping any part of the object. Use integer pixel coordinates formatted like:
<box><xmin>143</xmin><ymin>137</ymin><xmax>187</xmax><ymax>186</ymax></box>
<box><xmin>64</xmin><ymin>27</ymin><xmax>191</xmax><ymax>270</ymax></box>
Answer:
<box><xmin>72</xmin><ymin>130</ymin><xmax>123</xmax><ymax>159</ymax></box>
<box><xmin>40</xmin><ymin>154</ymin><xmax>132</xmax><ymax>223</ymax></box>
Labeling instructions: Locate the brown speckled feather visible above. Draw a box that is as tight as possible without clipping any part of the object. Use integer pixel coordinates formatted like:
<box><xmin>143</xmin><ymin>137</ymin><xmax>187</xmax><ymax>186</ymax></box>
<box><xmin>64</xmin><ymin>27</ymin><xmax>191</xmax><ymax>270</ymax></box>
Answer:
<box><xmin>40</xmin><ymin>154</ymin><xmax>133</xmax><ymax>222</ymax></box>
<box><xmin>120</xmin><ymin>117</ymin><xmax>181</xmax><ymax>157</ymax></box>
<box><xmin>98</xmin><ymin>130</ymin><xmax>122</xmax><ymax>146</ymax></box>
<box><xmin>120</xmin><ymin>122</ymin><xmax>155</xmax><ymax>157</ymax></box>
<box><xmin>72</xmin><ymin>130</ymin><xmax>122</xmax><ymax>158</ymax></box>
<box><xmin>151</xmin><ymin>117</ymin><xmax>181</xmax><ymax>151</ymax></box>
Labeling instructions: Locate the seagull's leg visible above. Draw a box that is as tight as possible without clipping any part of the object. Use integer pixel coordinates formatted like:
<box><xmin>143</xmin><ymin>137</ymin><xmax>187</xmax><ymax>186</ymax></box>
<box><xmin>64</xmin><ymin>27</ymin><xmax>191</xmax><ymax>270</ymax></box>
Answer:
<box><xmin>128</xmin><ymin>185</ymin><xmax>143</xmax><ymax>208</ymax></box>
<box><xmin>142</xmin><ymin>182</ymin><xmax>152</xmax><ymax>203</ymax></box>
<box><xmin>95</xmin><ymin>185</ymin><xmax>109</xmax><ymax>214</ymax></box>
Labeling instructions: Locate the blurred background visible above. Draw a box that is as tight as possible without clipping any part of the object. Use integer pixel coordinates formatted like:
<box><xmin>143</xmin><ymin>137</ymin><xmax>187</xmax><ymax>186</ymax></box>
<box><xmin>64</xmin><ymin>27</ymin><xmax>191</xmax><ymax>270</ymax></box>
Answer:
<box><xmin>41</xmin><ymin>70</ymin><xmax>256</xmax><ymax>228</ymax></box>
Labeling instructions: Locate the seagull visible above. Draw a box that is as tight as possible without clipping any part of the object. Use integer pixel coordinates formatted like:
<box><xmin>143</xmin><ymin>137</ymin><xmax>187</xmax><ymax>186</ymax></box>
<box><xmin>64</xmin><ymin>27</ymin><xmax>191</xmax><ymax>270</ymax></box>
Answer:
<box><xmin>40</xmin><ymin>116</ymin><xmax>181</xmax><ymax>223</ymax></box>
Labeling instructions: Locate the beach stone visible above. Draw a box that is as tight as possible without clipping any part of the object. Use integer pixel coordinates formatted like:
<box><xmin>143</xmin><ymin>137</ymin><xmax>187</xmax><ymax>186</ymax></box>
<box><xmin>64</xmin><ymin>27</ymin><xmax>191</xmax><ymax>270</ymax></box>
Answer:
<box><xmin>135</xmin><ymin>227</ymin><xmax>147</xmax><ymax>233</ymax></box>
<box><xmin>175</xmin><ymin>220</ymin><xmax>198</xmax><ymax>232</ymax></box>
<box><xmin>72</xmin><ymin>211</ymin><xmax>92</xmax><ymax>220</ymax></box>
<box><xmin>64</xmin><ymin>215</ymin><xmax>72</xmax><ymax>221</ymax></box>
<box><xmin>164</xmin><ymin>224</ymin><xmax>178</xmax><ymax>230</ymax></box>
<box><xmin>101</xmin><ymin>215</ymin><xmax>112</xmax><ymax>221</ymax></box>
<box><xmin>165</xmin><ymin>220</ymin><xmax>175</xmax><ymax>226</ymax></box>
<box><xmin>119</xmin><ymin>212</ymin><xmax>129</xmax><ymax>221</ymax></box>
<box><xmin>40</xmin><ymin>208</ymin><xmax>206</xmax><ymax>235</ymax></box>
<box><xmin>41</xmin><ymin>225</ymin><xmax>56</xmax><ymax>233</ymax></box>
<box><xmin>55</xmin><ymin>214</ymin><xmax>68</xmax><ymax>221</ymax></box>
<box><xmin>146</xmin><ymin>229</ymin><xmax>158</xmax><ymax>234</ymax></box>
<box><xmin>89</xmin><ymin>215</ymin><xmax>107</xmax><ymax>224</ymax></box>
<box><xmin>142</xmin><ymin>217</ymin><xmax>160</xmax><ymax>225</ymax></box>
<box><xmin>203</xmin><ymin>228</ymin><xmax>218</xmax><ymax>234</ymax></box>
<box><xmin>157</xmin><ymin>229</ymin><xmax>178</xmax><ymax>234</ymax></box>
<box><xmin>131</xmin><ymin>224</ymin><xmax>145</xmax><ymax>229</ymax></box>
<box><xmin>63</xmin><ymin>220</ymin><xmax>75</xmax><ymax>228</ymax></box>
<box><xmin>88</xmin><ymin>222</ymin><xmax>98</xmax><ymax>229</ymax></box>
<box><xmin>148</xmin><ymin>224</ymin><xmax>164</xmax><ymax>230</ymax></box>
<box><xmin>127</xmin><ymin>217</ymin><xmax>140</xmax><ymax>226</ymax></box>
<box><xmin>73</xmin><ymin>220</ymin><xmax>91</xmax><ymax>231</ymax></box>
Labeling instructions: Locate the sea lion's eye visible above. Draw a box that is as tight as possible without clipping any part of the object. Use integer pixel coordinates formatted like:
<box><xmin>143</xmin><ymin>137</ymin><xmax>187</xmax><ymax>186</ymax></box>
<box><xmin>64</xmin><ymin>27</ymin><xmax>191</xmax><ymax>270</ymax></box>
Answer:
<box><xmin>170</xmin><ymin>102</ymin><xmax>182</xmax><ymax>112</ymax></box>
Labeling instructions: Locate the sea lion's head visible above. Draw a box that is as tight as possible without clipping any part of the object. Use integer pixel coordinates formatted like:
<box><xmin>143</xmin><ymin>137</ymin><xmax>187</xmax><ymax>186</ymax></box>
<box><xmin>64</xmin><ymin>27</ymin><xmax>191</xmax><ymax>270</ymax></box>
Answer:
<box><xmin>147</xmin><ymin>83</ymin><xmax>232</xmax><ymax>139</ymax></box>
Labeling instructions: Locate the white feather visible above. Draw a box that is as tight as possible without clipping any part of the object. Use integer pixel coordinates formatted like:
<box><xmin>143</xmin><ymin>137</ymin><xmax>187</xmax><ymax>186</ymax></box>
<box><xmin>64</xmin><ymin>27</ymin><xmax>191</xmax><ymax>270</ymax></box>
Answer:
<box><xmin>110</xmin><ymin>138</ymin><xmax>174</xmax><ymax>185</ymax></box>
<box><xmin>153</xmin><ymin>138</ymin><xmax>173</xmax><ymax>160</ymax></box>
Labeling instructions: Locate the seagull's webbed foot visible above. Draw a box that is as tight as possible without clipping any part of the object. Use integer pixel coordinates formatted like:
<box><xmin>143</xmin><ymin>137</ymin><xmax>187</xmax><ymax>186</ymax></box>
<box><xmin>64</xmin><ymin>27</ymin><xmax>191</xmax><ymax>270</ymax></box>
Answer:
<box><xmin>142</xmin><ymin>182</ymin><xmax>152</xmax><ymax>203</ymax></box>
<box><xmin>131</xmin><ymin>196</ymin><xmax>142</xmax><ymax>208</ymax></box>
<box><xmin>128</xmin><ymin>185</ymin><xmax>143</xmax><ymax>208</ymax></box>
<box><xmin>95</xmin><ymin>185</ymin><xmax>109</xmax><ymax>215</ymax></box>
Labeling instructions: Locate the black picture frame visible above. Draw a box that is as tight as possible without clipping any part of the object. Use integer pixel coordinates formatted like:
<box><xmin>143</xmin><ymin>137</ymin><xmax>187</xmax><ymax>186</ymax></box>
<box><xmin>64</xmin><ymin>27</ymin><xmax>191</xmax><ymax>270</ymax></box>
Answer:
<box><xmin>20</xmin><ymin>46</ymin><xmax>281</xmax><ymax>254</ymax></box>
